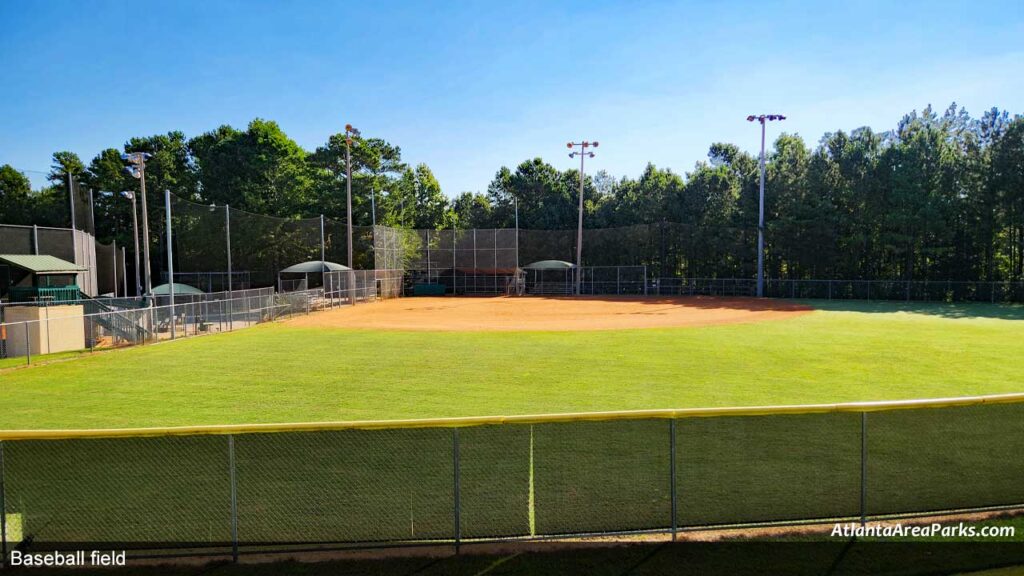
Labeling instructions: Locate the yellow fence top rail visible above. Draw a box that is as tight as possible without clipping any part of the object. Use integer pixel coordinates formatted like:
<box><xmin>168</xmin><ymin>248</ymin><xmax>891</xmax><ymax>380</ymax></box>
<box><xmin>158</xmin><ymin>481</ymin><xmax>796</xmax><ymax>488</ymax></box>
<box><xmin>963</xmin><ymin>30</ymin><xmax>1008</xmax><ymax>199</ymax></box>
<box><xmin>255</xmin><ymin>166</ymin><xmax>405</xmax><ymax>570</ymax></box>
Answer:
<box><xmin>3</xmin><ymin>392</ymin><xmax>1024</xmax><ymax>441</ymax></box>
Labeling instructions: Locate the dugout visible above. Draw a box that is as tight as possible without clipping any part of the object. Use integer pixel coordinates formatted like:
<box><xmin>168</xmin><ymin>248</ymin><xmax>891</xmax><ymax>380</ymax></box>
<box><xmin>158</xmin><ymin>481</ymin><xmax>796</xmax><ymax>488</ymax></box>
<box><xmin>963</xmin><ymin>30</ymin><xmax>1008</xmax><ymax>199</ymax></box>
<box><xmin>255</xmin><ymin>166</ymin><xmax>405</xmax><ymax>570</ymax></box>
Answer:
<box><xmin>523</xmin><ymin>260</ymin><xmax>576</xmax><ymax>295</ymax></box>
<box><xmin>277</xmin><ymin>260</ymin><xmax>350</xmax><ymax>292</ymax></box>
<box><xmin>0</xmin><ymin>255</ymin><xmax>88</xmax><ymax>357</ymax></box>
<box><xmin>0</xmin><ymin>254</ymin><xmax>87</xmax><ymax>303</ymax></box>
<box><xmin>425</xmin><ymin>267</ymin><xmax>524</xmax><ymax>295</ymax></box>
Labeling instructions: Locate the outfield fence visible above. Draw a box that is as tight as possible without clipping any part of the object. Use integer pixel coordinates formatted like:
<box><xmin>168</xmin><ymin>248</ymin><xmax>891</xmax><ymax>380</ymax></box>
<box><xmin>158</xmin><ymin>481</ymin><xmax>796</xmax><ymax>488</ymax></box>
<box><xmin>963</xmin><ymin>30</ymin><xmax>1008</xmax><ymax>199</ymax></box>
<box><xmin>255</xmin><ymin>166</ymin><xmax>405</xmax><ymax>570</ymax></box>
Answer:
<box><xmin>2</xmin><ymin>393</ymin><xmax>1023</xmax><ymax>563</ymax></box>
<box><xmin>652</xmin><ymin>277</ymin><xmax>1024</xmax><ymax>302</ymax></box>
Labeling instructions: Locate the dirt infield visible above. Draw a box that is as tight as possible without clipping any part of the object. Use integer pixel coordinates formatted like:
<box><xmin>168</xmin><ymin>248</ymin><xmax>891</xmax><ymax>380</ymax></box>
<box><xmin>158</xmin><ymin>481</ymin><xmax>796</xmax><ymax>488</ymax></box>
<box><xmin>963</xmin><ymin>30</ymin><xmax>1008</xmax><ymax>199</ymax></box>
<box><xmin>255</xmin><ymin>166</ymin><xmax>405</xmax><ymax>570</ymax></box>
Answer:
<box><xmin>286</xmin><ymin>296</ymin><xmax>814</xmax><ymax>331</ymax></box>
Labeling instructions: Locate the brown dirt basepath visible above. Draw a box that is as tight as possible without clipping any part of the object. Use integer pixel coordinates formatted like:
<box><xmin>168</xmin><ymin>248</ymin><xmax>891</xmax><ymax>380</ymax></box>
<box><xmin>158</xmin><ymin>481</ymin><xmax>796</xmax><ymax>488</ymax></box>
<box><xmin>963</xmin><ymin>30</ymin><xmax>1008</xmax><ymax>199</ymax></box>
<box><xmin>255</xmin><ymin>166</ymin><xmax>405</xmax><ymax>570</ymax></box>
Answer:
<box><xmin>285</xmin><ymin>296</ymin><xmax>814</xmax><ymax>331</ymax></box>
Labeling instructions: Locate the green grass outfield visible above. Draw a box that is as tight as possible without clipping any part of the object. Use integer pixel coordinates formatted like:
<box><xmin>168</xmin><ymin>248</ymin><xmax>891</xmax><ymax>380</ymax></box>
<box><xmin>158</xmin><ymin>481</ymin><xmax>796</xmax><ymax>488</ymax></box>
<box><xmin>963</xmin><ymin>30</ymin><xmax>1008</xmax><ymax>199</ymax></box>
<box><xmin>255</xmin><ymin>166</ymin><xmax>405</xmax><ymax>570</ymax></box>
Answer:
<box><xmin>1</xmin><ymin>300</ymin><xmax>1023</xmax><ymax>429</ymax></box>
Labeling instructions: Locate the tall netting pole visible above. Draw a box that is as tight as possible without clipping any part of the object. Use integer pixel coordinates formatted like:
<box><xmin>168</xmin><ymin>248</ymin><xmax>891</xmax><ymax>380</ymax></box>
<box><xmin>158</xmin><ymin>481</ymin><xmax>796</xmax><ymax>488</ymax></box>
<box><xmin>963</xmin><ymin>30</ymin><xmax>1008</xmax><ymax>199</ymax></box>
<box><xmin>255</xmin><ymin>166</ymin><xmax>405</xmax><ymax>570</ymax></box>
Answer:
<box><xmin>121</xmin><ymin>247</ymin><xmax>128</xmax><ymax>296</ymax></box>
<box><xmin>67</xmin><ymin>173</ymin><xmax>78</xmax><ymax>259</ymax></box>
<box><xmin>112</xmin><ymin>240</ymin><xmax>118</xmax><ymax>297</ymax></box>
<box><xmin>226</xmin><ymin>205</ymin><xmax>233</xmax><ymax>296</ymax></box>
<box><xmin>165</xmin><ymin>189</ymin><xmax>176</xmax><ymax>340</ymax></box>
<box><xmin>515</xmin><ymin>198</ymin><xmax>519</xmax><ymax>271</ymax></box>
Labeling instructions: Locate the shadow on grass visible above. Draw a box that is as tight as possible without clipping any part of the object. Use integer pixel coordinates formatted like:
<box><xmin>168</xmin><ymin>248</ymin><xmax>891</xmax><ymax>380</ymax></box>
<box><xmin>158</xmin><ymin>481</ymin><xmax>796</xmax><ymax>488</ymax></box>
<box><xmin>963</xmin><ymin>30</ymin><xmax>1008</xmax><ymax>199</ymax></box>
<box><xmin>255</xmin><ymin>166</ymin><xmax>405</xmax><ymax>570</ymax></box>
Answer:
<box><xmin>797</xmin><ymin>299</ymin><xmax>1024</xmax><ymax>321</ymax></box>
<box><xmin>7</xmin><ymin>541</ymin><xmax>1024</xmax><ymax>576</ymax></box>
<box><xmin>542</xmin><ymin>295</ymin><xmax>813</xmax><ymax>312</ymax></box>
<box><xmin>502</xmin><ymin>295</ymin><xmax>1024</xmax><ymax>320</ymax></box>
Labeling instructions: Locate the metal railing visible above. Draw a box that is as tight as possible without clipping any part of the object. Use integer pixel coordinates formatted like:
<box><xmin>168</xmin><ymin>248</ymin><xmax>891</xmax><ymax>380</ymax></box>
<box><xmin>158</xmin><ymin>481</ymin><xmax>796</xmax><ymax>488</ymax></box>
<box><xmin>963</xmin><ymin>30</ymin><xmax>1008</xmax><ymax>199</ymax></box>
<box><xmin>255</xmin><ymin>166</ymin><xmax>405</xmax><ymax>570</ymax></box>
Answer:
<box><xmin>0</xmin><ymin>286</ymin><xmax>359</xmax><ymax>367</ymax></box>
<box><xmin>1</xmin><ymin>393</ymin><xmax>1022</xmax><ymax>563</ymax></box>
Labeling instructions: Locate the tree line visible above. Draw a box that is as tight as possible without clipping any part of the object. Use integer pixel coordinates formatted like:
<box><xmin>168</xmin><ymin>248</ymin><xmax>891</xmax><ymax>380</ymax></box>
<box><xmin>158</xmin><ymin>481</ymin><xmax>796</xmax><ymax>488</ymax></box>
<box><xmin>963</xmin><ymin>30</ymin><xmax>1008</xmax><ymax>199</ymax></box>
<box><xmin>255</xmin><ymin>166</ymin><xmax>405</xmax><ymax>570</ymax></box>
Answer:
<box><xmin>2</xmin><ymin>103</ymin><xmax>1023</xmax><ymax>282</ymax></box>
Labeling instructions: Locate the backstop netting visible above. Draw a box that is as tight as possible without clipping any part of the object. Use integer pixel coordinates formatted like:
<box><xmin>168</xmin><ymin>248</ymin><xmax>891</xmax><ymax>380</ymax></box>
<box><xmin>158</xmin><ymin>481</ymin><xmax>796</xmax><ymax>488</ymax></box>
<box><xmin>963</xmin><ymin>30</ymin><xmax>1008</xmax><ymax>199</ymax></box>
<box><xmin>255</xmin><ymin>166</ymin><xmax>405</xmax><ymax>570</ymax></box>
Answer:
<box><xmin>3</xmin><ymin>396</ymin><xmax>1023</xmax><ymax>559</ymax></box>
<box><xmin>161</xmin><ymin>194</ymin><xmax>377</xmax><ymax>291</ymax></box>
<box><xmin>404</xmin><ymin>229</ymin><xmax>521</xmax><ymax>295</ymax></box>
<box><xmin>94</xmin><ymin>240</ymin><xmax>125</xmax><ymax>296</ymax></box>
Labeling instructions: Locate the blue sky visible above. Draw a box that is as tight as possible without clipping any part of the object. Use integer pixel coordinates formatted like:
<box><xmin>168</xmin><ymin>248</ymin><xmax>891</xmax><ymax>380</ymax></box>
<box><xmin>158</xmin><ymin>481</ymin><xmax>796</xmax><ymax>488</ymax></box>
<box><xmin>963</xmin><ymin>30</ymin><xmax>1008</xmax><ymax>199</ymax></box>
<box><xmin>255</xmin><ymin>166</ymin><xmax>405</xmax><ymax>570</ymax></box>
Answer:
<box><xmin>1</xmin><ymin>0</ymin><xmax>1022</xmax><ymax>195</ymax></box>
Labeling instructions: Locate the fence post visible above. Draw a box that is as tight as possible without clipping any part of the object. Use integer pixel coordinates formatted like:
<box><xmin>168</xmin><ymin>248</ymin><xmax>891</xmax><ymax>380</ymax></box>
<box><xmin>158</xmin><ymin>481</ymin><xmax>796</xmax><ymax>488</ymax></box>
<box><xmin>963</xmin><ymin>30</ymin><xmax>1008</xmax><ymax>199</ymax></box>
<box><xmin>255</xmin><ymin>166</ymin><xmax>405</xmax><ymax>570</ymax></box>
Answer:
<box><xmin>24</xmin><ymin>323</ymin><xmax>31</xmax><ymax>366</ymax></box>
<box><xmin>228</xmin><ymin>434</ymin><xmax>239</xmax><ymax>562</ymax></box>
<box><xmin>453</xmin><ymin>428</ymin><xmax>461</xmax><ymax>554</ymax></box>
<box><xmin>669</xmin><ymin>419</ymin><xmax>677</xmax><ymax>541</ymax></box>
<box><xmin>860</xmin><ymin>412</ymin><xmax>867</xmax><ymax>526</ymax></box>
<box><xmin>1</xmin><ymin>441</ymin><xmax>7</xmax><ymax>569</ymax></box>
<box><xmin>44</xmin><ymin>308</ymin><xmax>51</xmax><ymax>355</ymax></box>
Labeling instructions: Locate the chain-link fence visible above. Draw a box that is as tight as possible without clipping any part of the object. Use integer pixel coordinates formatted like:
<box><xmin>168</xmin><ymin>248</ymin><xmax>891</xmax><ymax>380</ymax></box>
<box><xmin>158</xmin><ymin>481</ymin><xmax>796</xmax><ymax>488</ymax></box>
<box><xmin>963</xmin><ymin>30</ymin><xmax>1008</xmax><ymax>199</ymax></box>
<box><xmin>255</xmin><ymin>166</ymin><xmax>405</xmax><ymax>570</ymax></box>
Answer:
<box><xmin>323</xmin><ymin>269</ymin><xmax>403</xmax><ymax>305</ymax></box>
<box><xmin>1</xmin><ymin>395</ymin><xmax>1022</xmax><ymax>561</ymax></box>
<box><xmin>159</xmin><ymin>195</ymin><xmax>378</xmax><ymax>291</ymax></box>
<box><xmin>0</xmin><ymin>287</ymin><xmax>333</xmax><ymax>367</ymax></box>
<box><xmin>372</xmin><ymin>224</ymin><xmax>1024</xmax><ymax>302</ymax></box>
<box><xmin>11</xmin><ymin>195</ymin><xmax>1024</xmax><ymax>303</ymax></box>
<box><xmin>580</xmin><ymin>266</ymin><xmax>647</xmax><ymax>296</ymax></box>
<box><xmin>650</xmin><ymin>277</ymin><xmax>1024</xmax><ymax>302</ymax></box>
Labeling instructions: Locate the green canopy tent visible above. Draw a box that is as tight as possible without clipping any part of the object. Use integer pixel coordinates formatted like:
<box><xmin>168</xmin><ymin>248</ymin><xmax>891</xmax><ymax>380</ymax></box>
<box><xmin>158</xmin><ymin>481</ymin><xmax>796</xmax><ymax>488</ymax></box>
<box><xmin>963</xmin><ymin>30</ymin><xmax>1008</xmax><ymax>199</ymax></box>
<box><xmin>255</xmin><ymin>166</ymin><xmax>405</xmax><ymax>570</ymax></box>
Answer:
<box><xmin>522</xmin><ymin>260</ymin><xmax>575</xmax><ymax>295</ymax></box>
<box><xmin>277</xmin><ymin>261</ymin><xmax>351</xmax><ymax>292</ymax></box>
<box><xmin>150</xmin><ymin>283</ymin><xmax>205</xmax><ymax>296</ymax></box>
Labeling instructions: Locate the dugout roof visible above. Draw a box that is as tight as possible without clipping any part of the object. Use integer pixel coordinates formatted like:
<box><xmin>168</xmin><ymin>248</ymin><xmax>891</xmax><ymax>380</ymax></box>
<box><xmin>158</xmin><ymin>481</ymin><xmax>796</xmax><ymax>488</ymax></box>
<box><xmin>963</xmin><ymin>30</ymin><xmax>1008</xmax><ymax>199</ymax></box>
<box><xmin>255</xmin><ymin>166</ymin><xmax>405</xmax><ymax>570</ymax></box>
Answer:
<box><xmin>279</xmin><ymin>260</ymin><xmax>351</xmax><ymax>274</ymax></box>
<box><xmin>0</xmin><ymin>254</ymin><xmax>87</xmax><ymax>274</ymax></box>
<box><xmin>523</xmin><ymin>260</ymin><xmax>576</xmax><ymax>270</ymax></box>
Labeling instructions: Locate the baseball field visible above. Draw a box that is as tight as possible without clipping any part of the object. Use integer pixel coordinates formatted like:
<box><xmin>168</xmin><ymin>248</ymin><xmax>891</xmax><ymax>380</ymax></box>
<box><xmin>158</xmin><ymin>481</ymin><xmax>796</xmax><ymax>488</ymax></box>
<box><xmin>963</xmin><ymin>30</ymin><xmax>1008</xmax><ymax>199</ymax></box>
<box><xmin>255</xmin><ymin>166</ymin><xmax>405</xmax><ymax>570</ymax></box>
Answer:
<box><xmin>2</xmin><ymin>295</ymin><xmax>1024</xmax><ymax>555</ymax></box>
<box><xmin>1</xmin><ymin>296</ymin><xmax>1022</xmax><ymax>429</ymax></box>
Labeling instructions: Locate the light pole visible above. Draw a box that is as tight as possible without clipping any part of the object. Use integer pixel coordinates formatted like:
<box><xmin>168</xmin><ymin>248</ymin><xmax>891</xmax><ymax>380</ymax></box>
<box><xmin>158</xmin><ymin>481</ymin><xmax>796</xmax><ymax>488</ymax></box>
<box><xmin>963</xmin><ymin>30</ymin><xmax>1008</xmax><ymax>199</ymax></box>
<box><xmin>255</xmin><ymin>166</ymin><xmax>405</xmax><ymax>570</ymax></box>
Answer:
<box><xmin>122</xmin><ymin>152</ymin><xmax>153</xmax><ymax>295</ymax></box>
<box><xmin>344</xmin><ymin>123</ymin><xmax>361</xmax><ymax>270</ymax></box>
<box><xmin>567</xmin><ymin>140</ymin><xmax>598</xmax><ymax>295</ymax></box>
<box><xmin>120</xmin><ymin>191</ymin><xmax>141</xmax><ymax>296</ymax></box>
<box><xmin>746</xmin><ymin>114</ymin><xmax>785</xmax><ymax>297</ymax></box>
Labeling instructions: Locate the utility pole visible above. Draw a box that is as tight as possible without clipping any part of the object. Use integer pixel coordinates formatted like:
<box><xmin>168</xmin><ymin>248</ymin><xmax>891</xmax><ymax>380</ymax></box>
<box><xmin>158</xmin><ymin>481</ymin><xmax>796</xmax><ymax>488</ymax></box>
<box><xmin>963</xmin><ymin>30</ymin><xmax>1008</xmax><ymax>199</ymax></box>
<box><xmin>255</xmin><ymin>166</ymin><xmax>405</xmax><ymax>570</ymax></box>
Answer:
<box><xmin>567</xmin><ymin>140</ymin><xmax>599</xmax><ymax>295</ymax></box>
<box><xmin>122</xmin><ymin>152</ymin><xmax>153</xmax><ymax>296</ymax></box>
<box><xmin>344</xmin><ymin>123</ymin><xmax>361</xmax><ymax>270</ymax></box>
<box><xmin>225</xmin><ymin>204</ymin><xmax>232</xmax><ymax>295</ymax></box>
<box><xmin>746</xmin><ymin>114</ymin><xmax>786</xmax><ymax>297</ymax></box>
<box><xmin>514</xmin><ymin>196</ymin><xmax>519</xmax><ymax>271</ymax></box>
<box><xmin>67</xmin><ymin>173</ymin><xmax>78</xmax><ymax>266</ymax></box>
